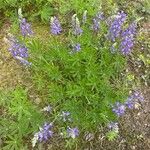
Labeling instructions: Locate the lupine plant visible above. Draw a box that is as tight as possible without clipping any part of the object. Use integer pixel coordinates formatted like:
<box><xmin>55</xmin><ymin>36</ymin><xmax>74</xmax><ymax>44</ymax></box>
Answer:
<box><xmin>28</xmin><ymin>11</ymin><xmax>138</xmax><ymax>135</ymax></box>
<box><xmin>1</xmin><ymin>8</ymin><xmax>144</xmax><ymax>149</ymax></box>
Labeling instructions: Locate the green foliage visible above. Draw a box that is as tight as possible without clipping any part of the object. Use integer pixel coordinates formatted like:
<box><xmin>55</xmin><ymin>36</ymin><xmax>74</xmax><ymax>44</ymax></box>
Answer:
<box><xmin>142</xmin><ymin>0</ymin><xmax>150</xmax><ymax>14</ymax></box>
<box><xmin>0</xmin><ymin>88</ymin><xmax>45</xmax><ymax>149</ymax></box>
<box><xmin>27</xmin><ymin>15</ymin><xmax>128</xmax><ymax>132</ymax></box>
<box><xmin>38</xmin><ymin>6</ymin><xmax>54</xmax><ymax>22</ymax></box>
<box><xmin>57</xmin><ymin>0</ymin><xmax>102</xmax><ymax>15</ymax></box>
<box><xmin>0</xmin><ymin>0</ymin><xmax>105</xmax><ymax>23</ymax></box>
<box><xmin>0</xmin><ymin>0</ymin><xmax>54</xmax><ymax>22</ymax></box>
<box><xmin>106</xmin><ymin>130</ymin><xmax>118</xmax><ymax>141</ymax></box>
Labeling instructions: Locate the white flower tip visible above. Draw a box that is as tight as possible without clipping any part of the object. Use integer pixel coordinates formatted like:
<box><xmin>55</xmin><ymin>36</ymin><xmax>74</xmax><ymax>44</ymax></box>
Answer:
<box><xmin>18</xmin><ymin>8</ymin><xmax>23</xmax><ymax>19</ymax></box>
<box><xmin>32</xmin><ymin>133</ymin><xmax>39</xmax><ymax>147</ymax></box>
<box><xmin>83</xmin><ymin>10</ymin><xmax>87</xmax><ymax>15</ymax></box>
<box><xmin>50</xmin><ymin>16</ymin><xmax>55</xmax><ymax>23</ymax></box>
<box><xmin>72</xmin><ymin>14</ymin><xmax>77</xmax><ymax>18</ymax></box>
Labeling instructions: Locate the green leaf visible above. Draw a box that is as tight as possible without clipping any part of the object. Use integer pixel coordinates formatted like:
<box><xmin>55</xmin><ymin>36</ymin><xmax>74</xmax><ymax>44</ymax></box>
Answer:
<box><xmin>106</xmin><ymin>130</ymin><xmax>118</xmax><ymax>141</ymax></box>
<box><xmin>40</xmin><ymin>6</ymin><xmax>54</xmax><ymax>22</ymax></box>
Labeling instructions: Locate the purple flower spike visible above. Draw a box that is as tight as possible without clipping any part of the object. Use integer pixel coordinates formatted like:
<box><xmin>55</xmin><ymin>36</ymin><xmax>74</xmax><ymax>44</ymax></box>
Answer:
<box><xmin>60</xmin><ymin>111</ymin><xmax>71</xmax><ymax>122</ymax></box>
<box><xmin>120</xmin><ymin>23</ymin><xmax>137</xmax><ymax>55</ymax></box>
<box><xmin>112</xmin><ymin>102</ymin><xmax>126</xmax><ymax>116</ymax></box>
<box><xmin>38</xmin><ymin>122</ymin><xmax>53</xmax><ymax>142</ymax></box>
<box><xmin>72</xmin><ymin>14</ymin><xmax>83</xmax><ymax>36</ymax></box>
<box><xmin>125</xmin><ymin>90</ymin><xmax>144</xmax><ymax>109</ymax></box>
<box><xmin>9</xmin><ymin>40</ymin><xmax>28</xmax><ymax>58</ymax></box>
<box><xmin>15</xmin><ymin>56</ymin><xmax>32</xmax><ymax>66</ymax></box>
<box><xmin>92</xmin><ymin>11</ymin><xmax>104</xmax><ymax>32</ymax></box>
<box><xmin>125</xmin><ymin>96</ymin><xmax>135</xmax><ymax>109</ymax></box>
<box><xmin>108</xmin><ymin>11</ymin><xmax>127</xmax><ymax>41</ymax></box>
<box><xmin>50</xmin><ymin>16</ymin><xmax>62</xmax><ymax>35</ymax></box>
<box><xmin>8</xmin><ymin>38</ymin><xmax>31</xmax><ymax>66</ymax></box>
<box><xmin>73</xmin><ymin>43</ymin><xmax>81</xmax><ymax>52</ymax></box>
<box><xmin>67</xmin><ymin>127</ymin><xmax>79</xmax><ymax>139</ymax></box>
<box><xmin>92</xmin><ymin>18</ymin><xmax>101</xmax><ymax>31</ymax></box>
<box><xmin>132</xmin><ymin>91</ymin><xmax>144</xmax><ymax>102</ymax></box>
<box><xmin>121</xmin><ymin>23</ymin><xmax>137</xmax><ymax>37</ymax></box>
<box><xmin>96</xmin><ymin>11</ymin><xmax>104</xmax><ymax>20</ymax></box>
<box><xmin>20</xmin><ymin>18</ymin><xmax>33</xmax><ymax>37</ymax></box>
<box><xmin>108</xmin><ymin>122</ymin><xmax>119</xmax><ymax>131</ymax></box>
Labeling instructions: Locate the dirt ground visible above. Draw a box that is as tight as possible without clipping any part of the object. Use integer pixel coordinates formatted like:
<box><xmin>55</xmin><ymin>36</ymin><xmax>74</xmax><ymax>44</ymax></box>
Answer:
<box><xmin>0</xmin><ymin>21</ymin><xmax>30</xmax><ymax>90</ymax></box>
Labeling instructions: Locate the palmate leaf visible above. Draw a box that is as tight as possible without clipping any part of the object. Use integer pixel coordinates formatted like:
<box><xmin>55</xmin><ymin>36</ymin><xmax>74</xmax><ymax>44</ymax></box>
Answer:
<box><xmin>1</xmin><ymin>117</ymin><xmax>30</xmax><ymax>140</ymax></box>
<box><xmin>106</xmin><ymin>130</ymin><xmax>118</xmax><ymax>141</ymax></box>
<box><xmin>1</xmin><ymin>119</ymin><xmax>18</xmax><ymax>138</ymax></box>
<box><xmin>9</xmin><ymin>97</ymin><xmax>31</xmax><ymax>121</ymax></box>
<box><xmin>5</xmin><ymin>87</ymin><xmax>44</xmax><ymax>128</ymax></box>
<box><xmin>3</xmin><ymin>134</ymin><xmax>23</xmax><ymax>150</ymax></box>
<box><xmin>1</xmin><ymin>88</ymin><xmax>46</xmax><ymax>149</ymax></box>
<box><xmin>0</xmin><ymin>90</ymin><xmax>11</xmax><ymax>107</ymax></box>
<box><xmin>40</xmin><ymin>6</ymin><xmax>54</xmax><ymax>22</ymax></box>
<box><xmin>4</xmin><ymin>0</ymin><xmax>17</xmax><ymax>7</ymax></box>
<box><xmin>8</xmin><ymin>88</ymin><xmax>33</xmax><ymax>120</ymax></box>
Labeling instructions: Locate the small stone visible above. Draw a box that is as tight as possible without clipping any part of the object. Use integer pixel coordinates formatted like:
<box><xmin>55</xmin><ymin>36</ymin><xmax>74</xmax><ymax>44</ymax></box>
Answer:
<box><xmin>137</xmin><ymin>112</ymin><xmax>141</xmax><ymax>116</ymax></box>
<box><xmin>35</xmin><ymin>98</ymin><xmax>41</xmax><ymax>104</ymax></box>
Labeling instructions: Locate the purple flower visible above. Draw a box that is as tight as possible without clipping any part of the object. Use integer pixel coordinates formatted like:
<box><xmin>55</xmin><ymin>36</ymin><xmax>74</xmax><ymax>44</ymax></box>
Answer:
<box><xmin>42</xmin><ymin>105</ymin><xmax>52</xmax><ymax>112</ymax></box>
<box><xmin>121</xmin><ymin>23</ymin><xmax>137</xmax><ymax>37</ymax></box>
<box><xmin>91</xmin><ymin>11</ymin><xmax>104</xmax><ymax>31</ymax></box>
<box><xmin>108</xmin><ymin>122</ymin><xmax>119</xmax><ymax>131</ymax></box>
<box><xmin>125</xmin><ymin>91</ymin><xmax>144</xmax><ymax>109</ymax></box>
<box><xmin>112</xmin><ymin>102</ymin><xmax>126</xmax><ymax>116</ymax></box>
<box><xmin>20</xmin><ymin>18</ymin><xmax>33</xmax><ymax>37</ymax></box>
<box><xmin>73</xmin><ymin>43</ymin><xmax>81</xmax><ymax>52</ymax></box>
<box><xmin>50</xmin><ymin>16</ymin><xmax>62</xmax><ymax>35</ymax></box>
<box><xmin>125</xmin><ymin>96</ymin><xmax>135</xmax><ymax>109</ymax></box>
<box><xmin>133</xmin><ymin>91</ymin><xmax>144</xmax><ymax>102</ymax></box>
<box><xmin>32</xmin><ymin>122</ymin><xmax>53</xmax><ymax>147</ymax></box>
<box><xmin>92</xmin><ymin>18</ymin><xmax>101</xmax><ymax>31</ymax></box>
<box><xmin>108</xmin><ymin>11</ymin><xmax>127</xmax><ymax>41</ymax></box>
<box><xmin>120</xmin><ymin>36</ymin><xmax>134</xmax><ymax>55</ymax></box>
<box><xmin>37</xmin><ymin>122</ymin><xmax>53</xmax><ymax>142</ymax></box>
<box><xmin>72</xmin><ymin>14</ymin><xmax>83</xmax><ymax>35</ymax></box>
<box><xmin>67</xmin><ymin>127</ymin><xmax>79</xmax><ymax>139</ymax></box>
<box><xmin>60</xmin><ymin>111</ymin><xmax>71</xmax><ymax>122</ymax></box>
<box><xmin>15</xmin><ymin>56</ymin><xmax>32</xmax><ymax>66</ymax></box>
<box><xmin>120</xmin><ymin>23</ymin><xmax>137</xmax><ymax>55</ymax></box>
<box><xmin>9</xmin><ymin>39</ymin><xmax>28</xmax><ymax>58</ymax></box>
<box><xmin>96</xmin><ymin>11</ymin><xmax>105</xmax><ymax>20</ymax></box>
<box><xmin>8</xmin><ymin>38</ymin><xmax>31</xmax><ymax>66</ymax></box>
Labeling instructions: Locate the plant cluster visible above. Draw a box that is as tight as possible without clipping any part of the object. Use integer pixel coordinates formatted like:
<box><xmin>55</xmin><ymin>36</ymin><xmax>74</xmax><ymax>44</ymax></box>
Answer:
<box><xmin>1</xmin><ymin>6</ymin><xmax>145</xmax><ymax>149</ymax></box>
<box><xmin>0</xmin><ymin>0</ymin><xmax>102</xmax><ymax>23</ymax></box>
<box><xmin>0</xmin><ymin>88</ymin><xmax>45</xmax><ymax>149</ymax></box>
